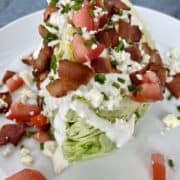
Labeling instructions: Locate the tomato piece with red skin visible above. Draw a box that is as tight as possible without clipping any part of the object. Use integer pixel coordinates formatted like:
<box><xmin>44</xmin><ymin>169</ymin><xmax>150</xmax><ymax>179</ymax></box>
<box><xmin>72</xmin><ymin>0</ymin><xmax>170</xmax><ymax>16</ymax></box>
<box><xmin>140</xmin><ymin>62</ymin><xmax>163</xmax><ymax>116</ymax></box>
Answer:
<box><xmin>6</xmin><ymin>168</ymin><xmax>46</xmax><ymax>180</ymax></box>
<box><xmin>72</xmin><ymin>4</ymin><xmax>95</xmax><ymax>31</ymax></box>
<box><xmin>6</xmin><ymin>74</ymin><xmax>24</xmax><ymax>92</ymax></box>
<box><xmin>31</xmin><ymin>114</ymin><xmax>49</xmax><ymax>130</ymax></box>
<box><xmin>131</xmin><ymin>71</ymin><xmax>163</xmax><ymax>102</ymax></box>
<box><xmin>33</xmin><ymin>130</ymin><xmax>53</xmax><ymax>143</ymax></box>
<box><xmin>72</xmin><ymin>34</ymin><xmax>105</xmax><ymax>62</ymax></box>
<box><xmin>151</xmin><ymin>153</ymin><xmax>166</xmax><ymax>180</ymax></box>
<box><xmin>6</xmin><ymin>103</ymin><xmax>41</xmax><ymax>122</ymax></box>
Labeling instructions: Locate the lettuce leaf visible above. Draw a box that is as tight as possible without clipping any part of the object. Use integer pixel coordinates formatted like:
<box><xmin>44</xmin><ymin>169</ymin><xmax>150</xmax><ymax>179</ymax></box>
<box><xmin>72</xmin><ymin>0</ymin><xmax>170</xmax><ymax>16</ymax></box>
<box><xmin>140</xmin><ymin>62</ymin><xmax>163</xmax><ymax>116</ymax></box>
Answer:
<box><xmin>62</xmin><ymin>110</ymin><xmax>116</xmax><ymax>163</ymax></box>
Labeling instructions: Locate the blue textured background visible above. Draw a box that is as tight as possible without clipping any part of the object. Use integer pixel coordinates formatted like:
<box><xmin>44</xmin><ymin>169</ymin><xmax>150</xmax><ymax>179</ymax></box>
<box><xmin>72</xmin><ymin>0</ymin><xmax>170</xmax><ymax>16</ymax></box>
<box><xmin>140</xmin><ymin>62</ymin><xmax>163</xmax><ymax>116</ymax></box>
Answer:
<box><xmin>0</xmin><ymin>0</ymin><xmax>180</xmax><ymax>27</ymax></box>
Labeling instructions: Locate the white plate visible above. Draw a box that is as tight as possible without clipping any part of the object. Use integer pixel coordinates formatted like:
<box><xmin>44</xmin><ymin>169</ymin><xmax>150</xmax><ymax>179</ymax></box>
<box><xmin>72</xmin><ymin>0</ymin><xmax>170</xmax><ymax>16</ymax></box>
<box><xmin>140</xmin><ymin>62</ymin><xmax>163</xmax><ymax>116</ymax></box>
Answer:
<box><xmin>0</xmin><ymin>6</ymin><xmax>180</xmax><ymax>180</ymax></box>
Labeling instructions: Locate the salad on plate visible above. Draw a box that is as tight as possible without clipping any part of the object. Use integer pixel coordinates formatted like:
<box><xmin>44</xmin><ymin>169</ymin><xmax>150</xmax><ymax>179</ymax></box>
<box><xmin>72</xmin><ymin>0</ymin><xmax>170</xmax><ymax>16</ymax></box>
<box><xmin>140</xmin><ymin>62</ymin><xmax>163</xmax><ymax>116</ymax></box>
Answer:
<box><xmin>0</xmin><ymin>0</ymin><xmax>179</xmax><ymax>179</ymax></box>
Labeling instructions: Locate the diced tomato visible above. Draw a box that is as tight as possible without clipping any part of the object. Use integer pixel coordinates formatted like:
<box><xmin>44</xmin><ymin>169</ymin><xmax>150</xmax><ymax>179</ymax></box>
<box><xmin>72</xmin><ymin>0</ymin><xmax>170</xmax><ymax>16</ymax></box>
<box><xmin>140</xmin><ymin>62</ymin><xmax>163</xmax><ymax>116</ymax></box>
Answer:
<box><xmin>132</xmin><ymin>71</ymin><xmax>163</xmax><ymax>102</ymax></box>
<box><xmin>6</xmin><ymin>74</ymin><xmax>24</xmax><ymax>92</ymax></box>
<box><xmin>151</xmin><ymin>153</ymin><xmax>166</xmax><ymax>180</ymax></box>
<box><xmin>72</xmin><ymin>3</ymin><xmax>95</xmax><ymax>31</ymax></box>
<box><xmin>72</xmin><ymin>34</ymin><xmax>105</xmax><ymax>62</ymax></box>
<box><xmin>33</xmin><ymin>130</ymin><xmax>53</xmax><ymax>143</ymax></box>
<box><xmin>31</xmin><ymin>114</ymin><xmax>49</xmax><ymax>130</ymax></box>
<box><xmin>6</xmin><ymin>103</ymin><xmax>41</xmax><ymax>122</ymax></box>
<box><xmin>6</xmin><ymin>168</ymin><xmax>46</xmax><ymax>180</ymax></box>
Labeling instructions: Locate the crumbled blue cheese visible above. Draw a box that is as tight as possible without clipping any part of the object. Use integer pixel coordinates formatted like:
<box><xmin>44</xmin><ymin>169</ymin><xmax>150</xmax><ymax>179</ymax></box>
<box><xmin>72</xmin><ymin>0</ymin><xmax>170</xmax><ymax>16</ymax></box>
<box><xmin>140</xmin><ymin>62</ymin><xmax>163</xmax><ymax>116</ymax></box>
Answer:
<box><xmin>166</xmin><ymin>48</ymin><xmax>180</xmax><ymax>82</ymax></box>
<box><xmin>0</xmin><ymin>99</ymin><xmax>8</xmax><ymax>109</ymax></box>
<box><xmin>20</xmin><ymin>147</ymin><xmax>34</xmax><ymax>166</ymax></box>
<box><xmin>81</xmin><ymin>27</ymin><xmax>96</xmax><ymax>40</ymax></box>
<box><xmin>43</xmin><ymin>141</ymin><xmax>57</xmax><ymax>157</ymax></box>
<box><xmin>20</xmin><ymin>89</ymin><xmax>36</xmax><ymax>104</ymax></box>
<box><xmin>163</xmin><ymin>114</ymin><xmax>180</xmax><ymax>129</ymax></box>
<box><xmin>2</xmin><ymin>146</ymin><xmax>13</xmax><ymax>157</ymax></box>
<box><xmin>19</xmin><ymin>71</ymin><xmax>34</xmax><ymax>87</ymax></box>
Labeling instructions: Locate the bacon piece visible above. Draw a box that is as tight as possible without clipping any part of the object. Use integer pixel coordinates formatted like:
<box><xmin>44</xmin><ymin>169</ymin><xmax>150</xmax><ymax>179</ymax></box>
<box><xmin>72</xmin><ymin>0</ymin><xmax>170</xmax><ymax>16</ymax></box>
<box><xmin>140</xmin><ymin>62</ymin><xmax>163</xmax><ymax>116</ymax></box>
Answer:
<box><xmin>96</xmin><ymin>28</ymin><xmax>119</xmax><ymax>48</ymax></box>
<box><xmin>33</xmin><ymin>46</ymin><xmax>53</xmax><ymax>76</ymax></box>
<box><xmin>33</xmin><ymin>130</ymin><xmax>53</xmax><ymax>143</ymax></box>
<box><xmin>22</xmin><ymin>55</ymin><xmax>34</xmax><ymax>66</ymax></box>
<box><xmin>118</xmin><ymin>20</ymin><xmax>142</xmax><ymax>42</ymax></box>
<box><xmin>0</xmin><ymin>124</ymin><xmax>25</xmax><ymax>146</ymax></box>
<box><xmin>166</xmin><ymin>74</ymin><xmax>180</xmax><ymax>98</ymax></box>
<box><xmin>125</xmin><ymin>44</ymin><xmax>142</xmax><ymax>62</ymax></box>
<box><xmin>0</xmin><ymin>92</ymin><xmax>12</xmax><ymax>113</ymax></box>
<box><xmin>2</xmin><ymin>71</ymin><xmax>16</xmax><ymax>84</ymax></box>
<box><xmin>148</xmin><ymin>64</ymin><xmax>167</xmax><ymax>90</ymax></box>
<box><xmin>46</xmin><ymin>78</ymin><xmax>79</xmax><ymax>97</ymax></box>
<box><xmin>58</xmin><ymin>60</ymin><xmax>94</xmax><ymax>84</ymax></box>
<box><xmin>6</xmin><ymin>169</ymin><xmax>46</xmax><ymax>180</ymax></box>
<box><xmin>44</xmin><ymin>5</ymin><xmax>58</xmax><ymax>22</ymax></box>
<box><xmin>108</xmin><ymin>0</ymin><xmax>131</xmax><ymax>13</ymax></box>
<box><xmin>38</xmin><ymin>25</ymin><xmax>49</xmax><ymax>38</ymax></box>
<box><xmin>91</xmin><ymin>58</ymin><xmax>117</xmax><ymax>73</ymax></box>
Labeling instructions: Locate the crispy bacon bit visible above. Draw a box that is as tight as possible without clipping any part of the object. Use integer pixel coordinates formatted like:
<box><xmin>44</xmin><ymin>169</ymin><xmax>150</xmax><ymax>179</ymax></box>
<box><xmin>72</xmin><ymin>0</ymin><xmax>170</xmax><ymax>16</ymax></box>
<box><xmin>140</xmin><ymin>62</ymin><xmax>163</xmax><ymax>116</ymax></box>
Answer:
<box><xmin>22</xmin><ymin>54</ymin><xmax>34</xmax><ymax>66</ymax></box>
<box><xmin>0</xmin><ymin>92</ymin><xmax>12</xmax><ymax>113</ymax></box>
<box><xmin>91</xmin><ymin>58</ymin><xmax>117</xmax><ymax>73</ymax></box>
<box><xmin>38</xmin><ymin>25</ymin><xmax>49</xmax><ymax>38</ymax></box>
<box><xmin>33</xmin><ymin>46</ymin><xmax>53</xmax><ymax>76</ymax></box>
<box><xmin>46</xmin><ymin>78</ymin><xmax>79</xmax><ymax>97</ymax></box>
<box><xmin>166</xmin><ymin>74</ymin><xmax>180</xmax><ymax>98</ymax></box>
<box><xmin>0</xmin><ymin>124</ymin><xmax>25</xmax><ymax>146</ymax></box>
<box><xmin>118</xmin><ymin>20</ymin><xmax>142</xmax><ymax>42</ymax></box>
<box><xmin>2</xmin><ymin>71</ymin><xmax>16</xmax><ymax>84</ymax></box>
<box><xmin>125</xmin><ymin>44</ymin><xmax>142</xmax><ymax>62</ymax></box>
<box><xmin>142</xmin><ymin>43</ymin><xmax>153</xmax><ymax>56</ymax></box>
<box><xmin>6</xmin><ymin>168</ymin><xmax>46</xmax><ymax>180</ymax></box>
<box><xmin>108</xmin><ymin>0</ymin><xmax>131</xmax><ymax>13</ymax></box>
<box><xmin>33</xmin><ymin>130</ymin><xmax>53</xmax><ymax>143</ymax></box>
<box><xmin>96</xmin><ymin>28</ymin><xmax>119</xmax><ymax>48</ymax></box>
<box><xmin>148</xmin><ymin>64</ymin><xmax>167</xmax><ymax>90</ymax></box>
<box><xmin>58</xmin><ymin>60</ymin><xmax>94</xmax><ymax>84</ymax></box>
<box><xmin>44</xmin><ymin>5</ymin><xmax>58</xmax><ymax>22</ymax></box>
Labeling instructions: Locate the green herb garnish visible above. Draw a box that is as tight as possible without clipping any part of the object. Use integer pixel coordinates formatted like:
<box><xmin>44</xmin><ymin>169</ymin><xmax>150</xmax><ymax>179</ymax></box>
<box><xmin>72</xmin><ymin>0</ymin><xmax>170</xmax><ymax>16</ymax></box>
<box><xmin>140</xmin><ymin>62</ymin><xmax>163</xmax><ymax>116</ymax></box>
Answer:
<box><xmin>26</xmin><ymin>131</ymin><xmax>37</xmax><ymax>138</ymax></box>
<box><xmin>90</xmin><ymin>0</ymin><xmax>96</xmax><ymax>5</ymax></box>
<box><xmin>43</xmin><ymin>33</ymin><xmax>58</xmax><ymax>45</ymax></box>
<box><xmin>61</xmin><ymin>3</ymin><xmax>71</xmax><ymax>14</ymax></box>
<box><xmin>118</xmin><ymin>10</ymin><xmax>123</xmax><ymax>16</ymax></box>
<box><xmin>72</xmin><ymin>0</ymin><xmax>84</xmax><ymax>11</ymax></box>
<box><xmin>45</xmin><ymin>22</ymin><xmax>59</xmax><ymax>30</ymax></box>
<box><xmin>40</xmin><ymin>143</ymin><xmax>44</xmax><ymax>151</ymax></box>
<box><xmin>101</xmin><ymin>92</ymin><xmax>109</xmax><ymax>101</ymax></box>
<box><xmin>95</xmin><ymin>74</ymin><xmax>106</xmax><ymax>84</ymax></box>
<box><xmin>112</xmin><ymin>82</ymin><xmax>120</xmax><ymax>89</ymax></box>
<box><xmin>135</xmin><ymin>111</ymin><xmax>140</xmax><ymax>119</ymax></box>
<box><xmin>177</xmin><ymin>105</ymin><xmax>180</xmax><ymax>112</ymax></box>
<box><xmin>50</xmin><ymin>55</ymin><xmax>57</xmax><ymax>74</ymax></box>
<box><xmin>76</xmin><ymin>27</ymin><xmax>82</xmax><ymax>35</ymax></box>
<box><xmin>115</xmin><ymin>41</ymin><xmax>125</xmax><ymax>52</ymax></box>
<box><xmin>89</xmin><ymin>9</ymin><xmax>95</xmax><ymax>18</ymax></box>
<box><xmin>85</xmin><ymin>37</ymin><xmax>97</xmax><ymax>47</ymax></box>
<box><xmin>111</xmin><ymin>60</ymin><xmax>118</xmax><ymax>66</ymax></box>
<box><xmin>167</xmin><ymin>94</ymin><xmax>173</xmax><ymax>101</ymax></box>
<box><xmin>50</xmin><ymin>0</ymin><xmax>59</xmax><ymax>7</ymax></box>
<box><xmin>168</xmin><ymin>159</ymin><xmax>175</xmax><ymax>169</ymax></box>
<box><xmin>117</xmin><ymin>77</ymin><xmax>125</xmax><ymax>84</ymax></box>
<box><xmin>128</xmin><ymin>84</ymin><xmax>142</xmax><ymax>96</ymax></box>
<box><xmin>20</xmin><ymin>144</ymin><xmax>25</xmax><ymax>149</ymax></box>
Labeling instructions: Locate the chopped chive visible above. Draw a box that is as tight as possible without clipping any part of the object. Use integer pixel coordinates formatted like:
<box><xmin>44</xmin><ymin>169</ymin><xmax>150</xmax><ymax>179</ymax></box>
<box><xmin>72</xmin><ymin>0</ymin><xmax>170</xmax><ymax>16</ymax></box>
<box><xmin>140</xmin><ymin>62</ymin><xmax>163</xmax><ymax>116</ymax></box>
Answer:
<box><xmin>40</xmin><ymin>143</ymin><xmax>44</xmax><ymax>151</ymax></box>
<box><xmin>108</xmin><ymin>20</ymin><xmax>116</xmax><ymax>26</ymax></box>
<box><xmin>111</xmin><ymin>60</ymin><xmax>118</xmax><ymax>66</ymax></box>
<box><xmin>50</xmin><ymin>55</ymin><xmax>57</xmax><ymax>74</ymax></box>
<box><xmin>101</xmin><ymin>92</ymin><xmax>109</xmax><ymax>101</ymax></box>
<box><xmin>89</xmin><ymin>9</ymin><xmax>95</xmax><ymax>18</ymax></box>
<box><xmin>168</xmin><ymin>159</ymin><xmax>175</xmax><ymax>169</ymax></box>
<box><xmin>118</xmin><ymin>10</ymin><xmax>123</xmax><ymax>16</ymax></box>
<box><xmin>167</xmin><ymin>94</ymin><xmax>173</xmax><ymax>100</ymax></box>
<box><xmin>49</xmin><ymin>76</ymin><xmax>55</xmax><ymax>81</ymax></box>
<box><xmin>76</xmin><ymin>27</ymin><xmax>82</xmax><ymax>35</ymax></box>
<box><xmin>177</xmin><ymin>106</ymin><xmax>180</xmax><ymax>112</ymax></box>
<box><xmin>115</xmin><ymin>41</ymin><xmax>125</xmax><ymax>52</ymax></box>
<box><xmin>85</xmin><ymin>37</ymin><xmax>97</xmax><ymax>47</ymax></box>
<box><xmin>26</xmin><ymin>131</ymin><xmax>37</xmax><ymax>138</ymax></box>
<box><xmin>112</xmin><ymin>82</ymin><xmax>120</xmax><ymax>89</ymax></box>
<box><xmin>178</xmin><ymin>116</ymin><xmax>180</xmax><ymax>120</ymax></box>
<box><xmin>72</xmin><ymin>0</ymin><xmax>83</xmax><ymax>11</ymax></box>
<box><xmin>61</xmin><ymin>3</ymin><xmax>71</xmax><ymax>14</ymax></box>
<box><xmin>135</xmin><ymin>111</ymin><xmax>140</xmax><ymax>119</ymax></box>
<box><xmin>117</xmin><ymin>77</ymin><xmax>125</xmax><ymax>84</ymax></box>
<box><xmin>20</xmin><ymin>144</ymin><xmax>25</xmax><ymax>149</ymax></box>
<box><xmin>45</xmin><ymin>22</ymin><xmax>59</xmax><ymax>30</ymax></box>
<box><xmin>50</xmin><ymin>0</ymin><xmax>59</xmax><ymax>7</ymax></box>
<box><xmin>90</xmin><ymin>0</ymin><xmax>96</xmax><ymax>5</ymax></box>
<box><xmin>43</xmin><ymin>33</ymin><xmax>58</xmax><ymax>45</ymax></box>
<box><xmin>128</xmin><ymin>84</ymin><xmax>142</xmax><ymax>96</ymax></box>
<box><xmin>95</xmin><ymin>74</ymin><xmax>106</xmax><ymax>84</ymax></box>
